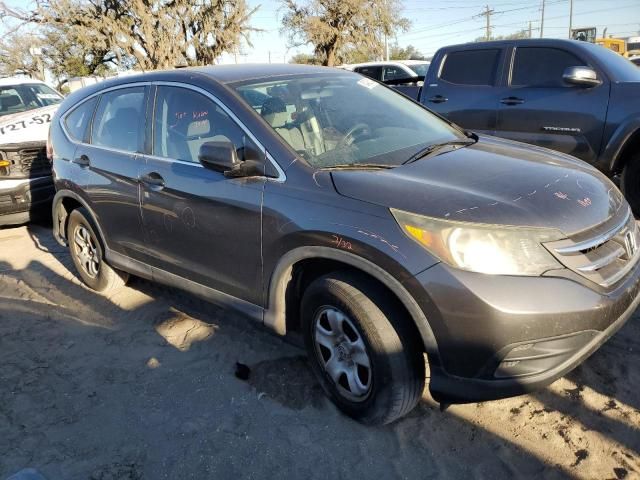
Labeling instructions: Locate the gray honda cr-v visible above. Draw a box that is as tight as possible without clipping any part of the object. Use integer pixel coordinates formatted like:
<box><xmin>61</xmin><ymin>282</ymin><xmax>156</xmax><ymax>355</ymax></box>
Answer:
<box><xmin>49</xmin><ymin>65</ymin><xmax>640</xmax><ymax>424</ymax></box>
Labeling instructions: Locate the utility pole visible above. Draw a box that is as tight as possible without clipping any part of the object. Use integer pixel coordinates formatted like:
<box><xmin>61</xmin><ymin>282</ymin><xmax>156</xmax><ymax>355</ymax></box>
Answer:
<box><xmin>568</xmin><ymin>0</ymin><xmax>573</xmax><ymax>38</ymax></box>
<box><xmin>384</xmin><ymin>33</ymin><xmax>389</xmax><ymax>61</ymax></box>
<box><xmin>528</xmin><ymin>21</ymin><xmax>532</xmax><ymax>38</ymax></box>
<box><xmin>540</xmin><ymin>0</ymin><xmax>546</xmax><ymax>38</ymax></box>
<box><xmin>476</xmin><ymin>5</ymin><xmax>495</xmax><ymax>41</ymax></box>
<box><xmin>268</xmin><ymin>51</ymin><xmax>271</xmax><ymax>64</ymax></box>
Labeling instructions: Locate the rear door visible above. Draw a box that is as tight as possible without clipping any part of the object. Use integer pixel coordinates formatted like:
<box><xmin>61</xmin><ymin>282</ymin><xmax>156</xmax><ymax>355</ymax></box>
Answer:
<box><xmin>138</xmin><ymin>84</ymin><xmax>265</xmax><ymax>305</ymax></box>
<box><xmin>421</xmin><ymin>47</ymin><xmax>507</xmax><ymax>135</ymax></box>
<box><xmin>496</xmin><ymin>46</ymin><xmax>609</xmax><ymax>162</ymax></box>
<box><xmin>81</xmin><ymin>85</ymin><xmax>149</xmax><ymax>260</ymax></box>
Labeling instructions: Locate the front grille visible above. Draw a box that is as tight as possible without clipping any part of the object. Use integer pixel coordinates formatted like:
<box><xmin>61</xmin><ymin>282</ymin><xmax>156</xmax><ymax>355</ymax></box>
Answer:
<box><xmin>545</xmin><ymin>208</ymin><xmax>640</xmax><ymax>288</ymax></box>
<box><xmin>0</xmin><ymin>142</ymin><xmax>50</xmax><ymax>178</ymax></box>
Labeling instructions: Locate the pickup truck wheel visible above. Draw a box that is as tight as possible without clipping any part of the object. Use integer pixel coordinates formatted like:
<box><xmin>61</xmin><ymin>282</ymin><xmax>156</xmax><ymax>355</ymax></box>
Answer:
<box><xmin>621</xmin><ymin>154</ymin><xmax>640</xmax><ymax>217</ymax></box>
<box><xmin>67</xmin><ymin>208</ymin><xmax>128</xmax><ymax>293</ymax></box>
<box><xmin>301</xmin><ymin>271</ymin><xmax>425</xmax><ymax>425</ymax></box>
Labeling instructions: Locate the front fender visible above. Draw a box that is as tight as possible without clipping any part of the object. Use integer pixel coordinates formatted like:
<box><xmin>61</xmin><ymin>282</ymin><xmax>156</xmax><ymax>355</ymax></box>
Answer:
<box><xmin>263</xmin><ymin>244</ymin><xmax>441</xmax><ymax>361</ymax></box>
<box><xmin>600</xmin><ymin>117</ymin><xmax>640</xmax><ymax>173</ymax></box>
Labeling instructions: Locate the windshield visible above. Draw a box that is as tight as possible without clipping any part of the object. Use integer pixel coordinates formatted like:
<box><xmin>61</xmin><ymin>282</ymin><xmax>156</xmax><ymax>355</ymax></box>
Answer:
<box><xmin>0</xmin><ymin>83</ymin><xmax>63</xmax><ymax>118</ymax></box>
<box><xmin>233</xmin><ymin>73</ymin><xmax>462</xmax><ymax>168</ymax></box>
<box><xmin>408</xmin><ymin>63</ymin><xmax>430</xmax><ymax>76</ymax></box>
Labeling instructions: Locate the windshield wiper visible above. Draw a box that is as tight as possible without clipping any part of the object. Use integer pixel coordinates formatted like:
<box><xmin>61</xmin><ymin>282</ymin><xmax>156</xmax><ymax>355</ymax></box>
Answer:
<box><xmin>322</xmin><ymin>163</ymin><xmax>395</xmax><ymax>170</ymax></box>
<box><xmin>404</xmin><ymin>139</ymin><xmax>476</xmax><ymax>165</ymax></box>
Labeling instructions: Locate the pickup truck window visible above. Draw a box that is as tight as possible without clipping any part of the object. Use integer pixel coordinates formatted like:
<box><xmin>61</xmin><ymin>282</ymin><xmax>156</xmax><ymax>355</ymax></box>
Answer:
<box><xmin>0</xmin><ymin>83</ymin><xmax>63</xmax><ymax>118</ymax></box>
<box><xmin>440</xmin><ymin>49</ymin><xmax>500</xmax><ymax>86</ymax></box>
<box><xmin>383</xmin><ymin>66</ymin><xmax>409</xmax><ymax>81</ymax></box>
<box><xmin>355</xmin><ymin>66</ymin><xmax>382</xmax><ymax>81</ymax></box>
<box><xmin>512</xmin><ymin>47</ymin><xmax>584</xmax><ymax>87</ymax></box>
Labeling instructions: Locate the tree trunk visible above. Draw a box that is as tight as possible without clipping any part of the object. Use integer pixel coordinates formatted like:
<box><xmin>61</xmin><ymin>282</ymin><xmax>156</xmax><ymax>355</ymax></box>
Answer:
<box><xmin>324</xmin><ymin>45</ymin><xmax>337</xmax><ymax>67</ymax></box>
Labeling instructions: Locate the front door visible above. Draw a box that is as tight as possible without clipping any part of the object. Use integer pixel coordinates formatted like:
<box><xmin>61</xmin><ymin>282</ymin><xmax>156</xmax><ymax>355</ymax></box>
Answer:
<box><xmin>139</xmin><ymin>85</ymin><xmax>265</xmax><ymax>305</ymax></box>
<box><xmin>496</xmin><ymin>46</ymin><xmax>609</xmax><ymax>163</ymax></box>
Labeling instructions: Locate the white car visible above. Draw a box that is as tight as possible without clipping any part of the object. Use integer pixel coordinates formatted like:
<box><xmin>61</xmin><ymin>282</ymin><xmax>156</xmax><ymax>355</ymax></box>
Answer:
<box><xmin>0</xmin><ymin>77</ymin><xmax>64</xmax><ymax>225</ymax></box>
<box><xmin>339</xmin><ymin>60</ymin><xmax>431</xmax><ymax>82</ymax></box>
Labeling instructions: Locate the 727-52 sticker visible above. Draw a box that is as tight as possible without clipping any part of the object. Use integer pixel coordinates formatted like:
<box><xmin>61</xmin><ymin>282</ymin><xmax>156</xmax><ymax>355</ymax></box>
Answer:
<box><xmin>0</xmin><ymin>113</ymin><xmax>52</xmax><ymax>136</ymax></box>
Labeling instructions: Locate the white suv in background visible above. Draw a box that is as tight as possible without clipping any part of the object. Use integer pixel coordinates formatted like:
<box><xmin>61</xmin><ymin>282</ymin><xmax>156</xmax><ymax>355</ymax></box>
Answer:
<box><xmin>0</xmin><ymin>77</ymin><xmax>64</xmax><ymax>225</ymax></box>
<box><xmin>339</xmin><ymin>60</ymin><xmax>430</xmax><ymax>82</ymax></box>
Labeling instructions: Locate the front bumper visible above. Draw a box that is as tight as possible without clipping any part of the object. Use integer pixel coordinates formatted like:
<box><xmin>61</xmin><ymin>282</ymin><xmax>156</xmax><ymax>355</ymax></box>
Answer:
<box><xmin>0</xmin><ymin>176</ymin><xmax>54</xmax><ymax>226</ymax></box>
<box><xmin>407</xmin><ymin>260</ymin><xmax>640</xmax><ymax>403</ymax></box>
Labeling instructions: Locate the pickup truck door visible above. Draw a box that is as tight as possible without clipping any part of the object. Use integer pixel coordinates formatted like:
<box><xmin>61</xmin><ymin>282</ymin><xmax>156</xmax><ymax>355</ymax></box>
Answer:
<box><xmin>495</xmin><ymin>46</ymin><xmax>609</xmax><ymax>163</ymax></box>
<box><xmin>420</xmin><ymin>47</ymin><xmax>507</xmax><ymax>136</ymax></box>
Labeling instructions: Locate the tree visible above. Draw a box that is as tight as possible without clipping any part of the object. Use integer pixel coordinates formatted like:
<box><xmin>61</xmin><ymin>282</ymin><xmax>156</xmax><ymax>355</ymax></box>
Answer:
<box><xmin>389</xmin><ymin>43</ymin><xmax>424</xmax><ymax>60</ymax></box>
<box><xmin>281</xmin><ymin>0</ymin><xmax>410</xmax><ymax>67</ymax></box>
<box><xmin>475</xmin><ymin>28</ymin><xmax>530</xmax><ymax>42</ymax></box>
<box><xmin>0</xmin><ymin>32</ymin><xmax>43</xmax><ymax>78</ymax></box>
<box><xmin>3</xmin><ymin>0</ymin><xmax>259</xmax><ymax>73</ymax></box>
<box><xmin>289</xmin><ymin>52</ymin><xmax>323</xmax><ymax>64</ymax></box>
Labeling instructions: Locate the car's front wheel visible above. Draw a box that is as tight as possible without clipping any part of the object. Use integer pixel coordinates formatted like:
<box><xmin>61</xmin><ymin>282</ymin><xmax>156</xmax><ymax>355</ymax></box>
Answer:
<box><xmin>301</xmin><ymin>271</ymin><xmax>425</xmax><ymax>425</ymax></box>
<box><xmin>67</xmin><ymin>207</ymin><xmax>128</xmax><ymax>293</ymax></box>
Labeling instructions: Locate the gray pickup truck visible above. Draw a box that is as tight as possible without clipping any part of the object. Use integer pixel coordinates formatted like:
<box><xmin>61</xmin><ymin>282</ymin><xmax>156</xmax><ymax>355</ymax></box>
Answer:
<box><xmin>392</xmin><ymin>39</ymin><xmax>640</xmax><ymax>214</ymax></box>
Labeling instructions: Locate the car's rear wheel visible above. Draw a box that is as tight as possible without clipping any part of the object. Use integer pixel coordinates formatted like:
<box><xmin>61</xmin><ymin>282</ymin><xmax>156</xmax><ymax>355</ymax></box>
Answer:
<box><xmin>301</xmin><ymin>271</ymin><xmax>425</xmax><ymax>425</ymax></box>
<box><xmin>67</xmin><ymin>207</ymin><xmax>128</xmax><ymax>293</ymax></box>
<box><xmin>621</xmin><ymin>153</ymin><xmax>640</xmax><ymax>217</ymax></box>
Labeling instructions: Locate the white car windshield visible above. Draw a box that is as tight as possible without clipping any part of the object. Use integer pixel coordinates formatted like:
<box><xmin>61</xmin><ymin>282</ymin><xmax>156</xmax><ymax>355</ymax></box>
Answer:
<box><xmin>0</xmin><ymin>83</ymin><xmax>63</xmax><ymax>118</ymax></box>
<box><xmin>234</xmin><ymin>73</ymin><xmax>463</xmax><ymax>168</ymax></box>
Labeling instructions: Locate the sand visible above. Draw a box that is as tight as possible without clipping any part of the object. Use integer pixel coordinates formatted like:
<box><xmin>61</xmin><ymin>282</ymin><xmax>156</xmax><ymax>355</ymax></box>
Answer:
<box><xmin>0</xmin><ymin>223</ymin><xmax>638</xmax><ymax>479</ymax></box>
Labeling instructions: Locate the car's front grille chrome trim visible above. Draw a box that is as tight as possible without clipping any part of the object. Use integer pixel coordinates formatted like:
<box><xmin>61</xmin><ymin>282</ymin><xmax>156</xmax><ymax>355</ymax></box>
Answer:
<box><xmin>545</xmin><ymin>208</ymin><xmax>640</xmax><ymax>288</ymax></box>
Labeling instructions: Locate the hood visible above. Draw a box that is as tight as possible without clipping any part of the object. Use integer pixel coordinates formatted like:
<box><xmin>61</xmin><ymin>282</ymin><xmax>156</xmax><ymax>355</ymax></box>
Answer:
<box><xmin>331</xmin><ymin>136</ymin><xmax>626</xmax><ymax>236</ymax></box>
<box><xmin>0</xmin><ymin>104</ymin><xmax>59</xmax><ymax>147</ymax></box>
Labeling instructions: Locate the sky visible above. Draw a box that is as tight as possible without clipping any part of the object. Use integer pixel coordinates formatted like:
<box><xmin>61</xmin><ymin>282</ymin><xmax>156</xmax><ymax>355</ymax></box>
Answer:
<box><xmin>2</xmin><ymin>0</ymin><xmax>640</xmax><ymax>66</ymax></box>
<box><xmin>227</xmin><ymin>0</ymin><xmax>640</xmax><ymax>63</ymax></box>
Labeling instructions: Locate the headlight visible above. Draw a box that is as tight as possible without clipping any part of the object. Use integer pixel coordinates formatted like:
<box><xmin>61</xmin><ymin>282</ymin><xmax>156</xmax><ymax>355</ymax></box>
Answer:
<box><xmin>391</xmin><ymin>208</ymin><xmax>564</xmax><ymax>276</ymax></box>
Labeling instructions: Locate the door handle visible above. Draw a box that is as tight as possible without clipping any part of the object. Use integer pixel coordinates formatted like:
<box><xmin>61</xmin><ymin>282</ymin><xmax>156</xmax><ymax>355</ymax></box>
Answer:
<box><xmin>500</xmin><ymin>96</ymin><xmax>525</xmax><ymax>105</ymax></box>
<box><xmin>72</xmin><ymin>154</ymin><xmax>90</xmax><ymax>167</ymax></box>
<box><xmin>428</xmin><ymin>95</ymin><xmax>448</xmax><ymax>104</ymax></box>
<box><xmin>140</xmin><ymin>172</ymin><xmax>165</xmax><ymax>189</ymax></box>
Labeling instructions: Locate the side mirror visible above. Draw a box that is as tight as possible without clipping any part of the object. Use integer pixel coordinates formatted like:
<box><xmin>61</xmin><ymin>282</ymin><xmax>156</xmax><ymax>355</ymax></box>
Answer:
<box><xmin>198</xmin><ymin>141</ymin><xmax>239</xmax><ymax>172</ymax></box>
<box><xmin>198</xmin><ymin>140</ymin><xmax>264</xmax><ymax>178</ymax></box>
<box><xmin>563</xmin><ymin>66</ymin><xmax>601</xmax><ymax>87</ymax></box>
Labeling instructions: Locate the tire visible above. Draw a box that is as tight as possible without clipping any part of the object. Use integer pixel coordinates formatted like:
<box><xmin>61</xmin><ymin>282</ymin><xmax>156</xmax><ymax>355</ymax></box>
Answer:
<box><xmin>67</xmin><ymin>207</ymin><xmax>128</xmax><ymax>293</ymax></box>
<box><xmin>621</xmin><ymin>153</ymin><xmax>640</xmax><ymax>217</ymax></box>
<box><xmin>301</xmin><ymin>271</ymin><xmax>425</xmax><ymax>425</ymax></box>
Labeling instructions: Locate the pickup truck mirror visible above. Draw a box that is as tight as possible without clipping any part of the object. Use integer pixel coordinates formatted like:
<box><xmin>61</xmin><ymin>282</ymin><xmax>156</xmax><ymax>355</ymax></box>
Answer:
<box><xmin>563</xmin><ymin>66</ymin><xmax>601</xmax><ymax>87</ymax></box>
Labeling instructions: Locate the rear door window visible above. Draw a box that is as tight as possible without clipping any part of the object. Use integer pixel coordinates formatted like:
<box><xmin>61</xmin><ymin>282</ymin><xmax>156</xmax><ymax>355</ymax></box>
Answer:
<box><xmin>511</xmin><ymin>47</ymin><xmax>584</xmax><ymax>87</ymax></box>
<box><xmin>355</xmin><ymin>66</ymin><xmax>383</xmax><ymax>81</ymax></box>
<box><xmin>91</xmin><ymin>87</ymin><xmax>145</xmax><ymax>152</ymax></box>
<box><xmin>64</xmin><ymin>97</ymin><xmax>98</xmax><ymax>142</ymax></box>
<box><xmin>382</xmin><ymin>65</ymin><xmax>410</xmax><ymax>81</ymax></box>
<box><xmin>439</xmin><ymin>49</ymin><xmax>501</xmax><ymax>85</ymax></box>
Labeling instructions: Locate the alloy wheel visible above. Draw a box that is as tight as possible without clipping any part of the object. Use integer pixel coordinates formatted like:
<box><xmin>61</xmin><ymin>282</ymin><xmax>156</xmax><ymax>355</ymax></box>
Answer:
<box><xmin>73</xmin><ymin>225</ymin><xmax>100</xmax><ymax>278</ymax></box>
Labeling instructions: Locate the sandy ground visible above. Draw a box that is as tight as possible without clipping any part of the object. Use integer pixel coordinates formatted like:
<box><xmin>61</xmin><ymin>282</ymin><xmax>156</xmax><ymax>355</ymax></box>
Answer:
<box><xmin>0</xmin><ymin>222</ymin><xmax>639</xmax><ymax>480</ymax></box>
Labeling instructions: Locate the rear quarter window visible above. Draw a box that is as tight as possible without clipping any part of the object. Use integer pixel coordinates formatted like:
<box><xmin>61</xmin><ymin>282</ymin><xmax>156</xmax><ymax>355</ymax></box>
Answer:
<box><xmin>64</xmin><ymin>97</ymin><xmax>98</xmax><ymax>142</ymax></box>
<box><xmin>439</xmin><ymin>49</ymin><xmax>501</xmax><ymax>86</ymax></box>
